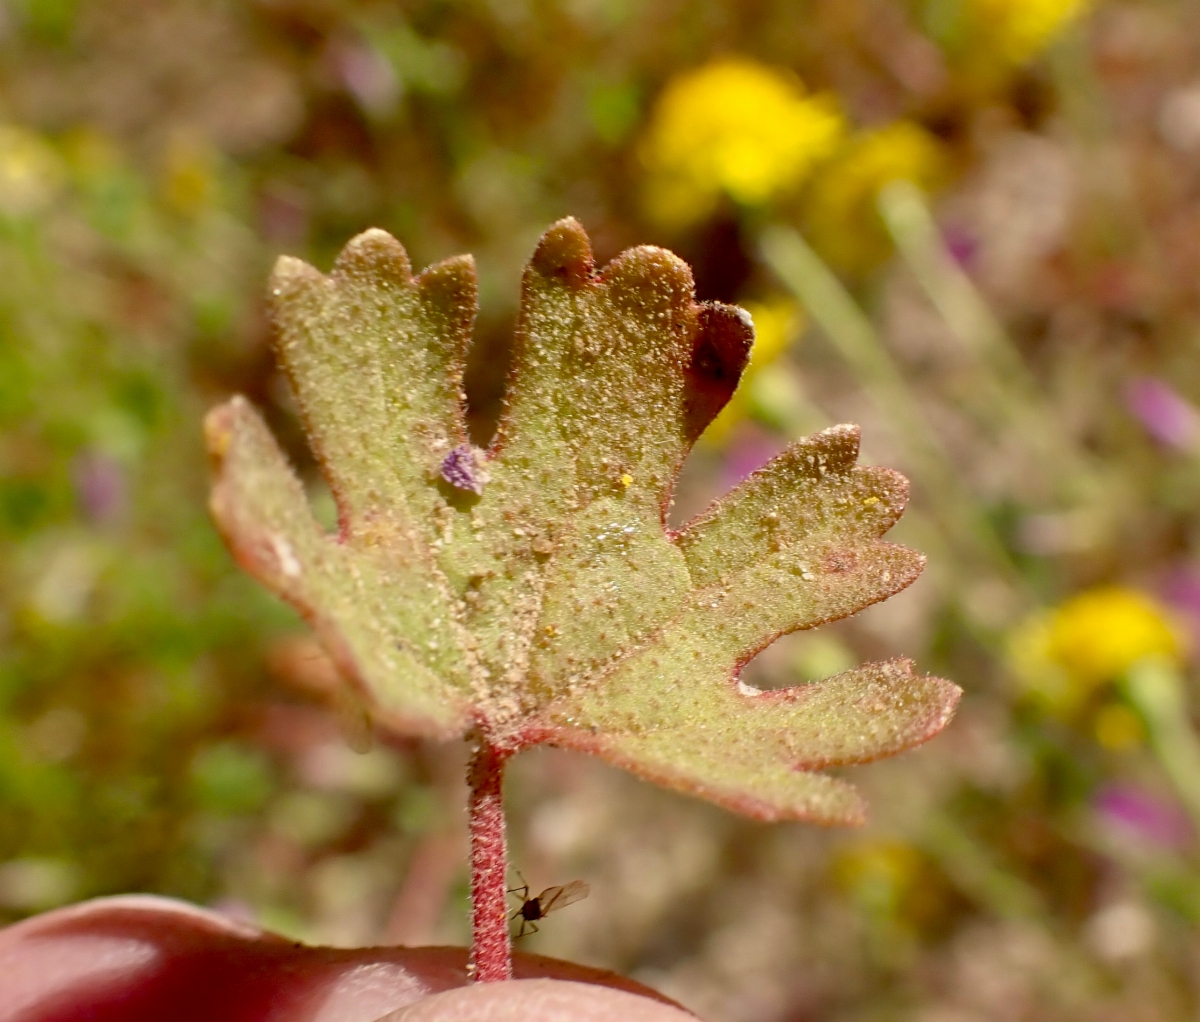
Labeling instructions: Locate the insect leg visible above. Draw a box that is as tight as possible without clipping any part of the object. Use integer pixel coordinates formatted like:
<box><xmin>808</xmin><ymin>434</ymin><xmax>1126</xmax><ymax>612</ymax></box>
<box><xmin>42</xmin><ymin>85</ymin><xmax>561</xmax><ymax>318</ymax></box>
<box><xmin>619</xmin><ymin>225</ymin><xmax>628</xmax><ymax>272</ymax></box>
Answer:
<box><xmin>507</xmin><ymin>871</ymin><xmax>530</xmax><ymax>899</ymax></box>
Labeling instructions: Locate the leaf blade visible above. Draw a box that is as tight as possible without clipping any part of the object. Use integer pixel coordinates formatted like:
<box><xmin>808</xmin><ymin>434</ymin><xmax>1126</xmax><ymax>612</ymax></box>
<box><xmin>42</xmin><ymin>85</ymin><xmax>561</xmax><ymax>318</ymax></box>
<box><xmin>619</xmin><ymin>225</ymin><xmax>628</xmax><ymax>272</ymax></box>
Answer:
<box><xmin>208</xmin><ymin>218</ymin><xmax>959</xmax><ymax>820</ymax></box>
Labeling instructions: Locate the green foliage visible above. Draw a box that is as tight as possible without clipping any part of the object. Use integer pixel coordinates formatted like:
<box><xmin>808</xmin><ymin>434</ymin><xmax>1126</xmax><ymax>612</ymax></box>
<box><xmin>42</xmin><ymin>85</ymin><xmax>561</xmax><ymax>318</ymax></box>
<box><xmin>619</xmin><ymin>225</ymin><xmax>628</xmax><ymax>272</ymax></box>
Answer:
<box><xmin>0</xmin><ymin>120</ymin><xmax>301</xmax><ymax>914</ymax></box>
<box><xmin>190</xmin><ymin>742</ymin><xmax>275</xmax><ymax>816</ymax></box>
<box><xmin>207</xmin><ymin>218</ymin><xmax>959</xmax><ymax>825</ymax></box>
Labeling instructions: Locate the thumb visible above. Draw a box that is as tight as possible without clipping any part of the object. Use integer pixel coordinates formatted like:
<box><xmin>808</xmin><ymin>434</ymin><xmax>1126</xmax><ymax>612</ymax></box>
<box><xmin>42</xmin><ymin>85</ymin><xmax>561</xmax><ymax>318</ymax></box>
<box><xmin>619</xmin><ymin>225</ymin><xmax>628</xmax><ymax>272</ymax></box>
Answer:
<box><xmin>376</xmin><ymin>978</ymin><xmax>697</xmax><ymax>1021</ymax></box>
<box><xmin>0</xmin><ymin>895</ymin><xmax>695</xmax><ymax>1021</ymax></box>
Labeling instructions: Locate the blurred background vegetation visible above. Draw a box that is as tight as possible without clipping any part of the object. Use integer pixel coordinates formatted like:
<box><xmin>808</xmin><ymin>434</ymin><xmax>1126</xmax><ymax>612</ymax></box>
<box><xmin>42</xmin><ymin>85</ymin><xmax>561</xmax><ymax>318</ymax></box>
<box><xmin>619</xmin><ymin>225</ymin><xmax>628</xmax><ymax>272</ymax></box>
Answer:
<box><xmin>3</xmin><ymin>0</ymin><xmax>1200</xmax><ymax>1018</ymax></box>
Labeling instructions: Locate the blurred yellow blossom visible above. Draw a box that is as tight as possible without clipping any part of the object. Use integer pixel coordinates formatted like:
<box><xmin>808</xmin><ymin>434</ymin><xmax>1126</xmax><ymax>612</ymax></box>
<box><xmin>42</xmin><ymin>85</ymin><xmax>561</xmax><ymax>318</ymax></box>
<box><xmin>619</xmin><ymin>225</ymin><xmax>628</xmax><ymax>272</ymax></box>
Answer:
<box><xmin>741</xmin><ymin>298</ymin><xmax>799</xmax><ymax>368</ymax></box>
<box><xmin>60</xmin><ymin>126</ymin><xmax>122</xmax><ymax>178</ymax></box>
<box><xmin>1093</xmin><ymin>702</ymin><xmax>1145</xmax><ymax>752</ymax></box>
<box><xmin>703</xmin><ymin>297</ymin><xmax>803</xmax><ymax>445</ymax></box>
<box><xmin>969</xmin><ymin>0</ymin><xmax>1092</xmax><ymax>65</ymax></box>
<box><xmin>832</xmin><ymin>839</ymin><xmax>925</xmax><ymax>918</ymax></box>
<box><xmin>1049</xmin><ymin>588</ymin><xmax>1184</xmax><ymax>683</ymax></box>
<box><xmin>162</xmin><ymin>133</ymin><xmax>221</xmax><ymax>217</ymax></box>
<box><xmin>0</xmin><ymin>125</ymin><xmax>65</xmax><ymax>217</ymax></box>
<box><xmin>1010</xmin><ymin>587</ymin><xmax>1186</xmax><ymax>715</ymax></box>
<box><xmin>804</xmin><ymin>120</ymin><xmax>945</xmax><ymax>273</ymax></box>
<box><xmin>639</xmin><ymin>58</ymin><xmax>844</xmax><ymax>228</ymax></box>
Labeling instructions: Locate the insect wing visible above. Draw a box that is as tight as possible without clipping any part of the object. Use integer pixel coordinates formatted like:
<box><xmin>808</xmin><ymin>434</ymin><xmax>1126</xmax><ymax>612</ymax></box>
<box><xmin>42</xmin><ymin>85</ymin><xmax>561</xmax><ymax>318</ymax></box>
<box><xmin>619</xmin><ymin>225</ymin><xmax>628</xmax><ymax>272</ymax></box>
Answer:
<box><xmin>536</xmin><ymin>880</ymin><xmax>590</xmax><ymax>916</ymax></box>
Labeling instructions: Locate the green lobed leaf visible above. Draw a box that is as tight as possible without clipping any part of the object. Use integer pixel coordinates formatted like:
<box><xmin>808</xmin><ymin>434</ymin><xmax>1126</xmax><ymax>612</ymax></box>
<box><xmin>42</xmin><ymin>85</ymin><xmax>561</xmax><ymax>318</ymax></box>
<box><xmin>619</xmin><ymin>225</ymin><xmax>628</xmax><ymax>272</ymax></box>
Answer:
<box><xmin>206</xmin><ymin>218</ymin><xmax>960</xmax><ymax>824</ymax></box>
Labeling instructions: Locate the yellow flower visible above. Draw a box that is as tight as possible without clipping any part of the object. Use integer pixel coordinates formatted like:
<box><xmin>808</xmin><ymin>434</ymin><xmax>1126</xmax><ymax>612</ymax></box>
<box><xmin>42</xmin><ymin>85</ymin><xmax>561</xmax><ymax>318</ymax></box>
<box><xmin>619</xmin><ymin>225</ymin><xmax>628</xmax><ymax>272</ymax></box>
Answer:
<box><xmin>0</xmin><ymin>125</ymin><xmax>64</xmax><ymax>217</ymax></box>
<box><xmin>1050</xmin><ymin>588</ymin><xmax>1183</xmax><ymax>684</ymax></box>
<box><xmin>741</xmin><ymin>298</ymin><xmax>799</xmax><ymax>370</ymax></box>
<box><xmin>832</xmin><ymin>839</ymin><xmax>924</xmax><ymax>917</ymax></box>
<box><xmin>1010</xmin><ymin>586</ymin><xmax>1186</xmax><ymax>715</ymax></box>
<box><xmin>640</xmin><ymin>58</ymin><xmax>844</xmax><ymax>229</ymax></box>
<box><xmin>969</xmin><ymin>0</ymin><xmax>1092</xmax><ymax>65</ymax></box>
<box><xmin>60</xmin><ymin>126</ymin><xmax>122</xmax><ymax>179</ymax></box>
<box><xmin>803</xmin><ymin>120</ymin><xmax>945</xmax><ymax>273</ymax></box>
<box><xmin>1092</xmin><ymin>702</ymin><xmax>1145</xmax><ymax>752</ymax></box>
<box><xmin>162</xmin><ymin>132</ymin><xmax>220</xmax><ymax>217</ymax></box>
<box><xmin>702</xmin><ymin>297</ymin><xmax>803</xmax><ymax>445</ymax></box>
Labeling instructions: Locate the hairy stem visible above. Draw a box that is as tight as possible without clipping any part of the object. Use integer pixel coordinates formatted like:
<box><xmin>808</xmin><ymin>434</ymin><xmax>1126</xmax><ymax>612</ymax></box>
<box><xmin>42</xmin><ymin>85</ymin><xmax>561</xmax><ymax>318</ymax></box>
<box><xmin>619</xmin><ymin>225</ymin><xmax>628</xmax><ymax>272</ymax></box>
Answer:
<box><xmin>467</xmin><ymin>739</ymin><xmax>512</xmax><ymax>982</ymax></box>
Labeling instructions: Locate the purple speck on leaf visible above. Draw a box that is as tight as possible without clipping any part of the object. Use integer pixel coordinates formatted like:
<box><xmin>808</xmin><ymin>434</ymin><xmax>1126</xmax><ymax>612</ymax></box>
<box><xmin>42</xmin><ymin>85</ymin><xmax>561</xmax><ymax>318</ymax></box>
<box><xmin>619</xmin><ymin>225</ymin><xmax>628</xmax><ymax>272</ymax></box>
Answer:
<box><xmin>1125</xmin><ymin>377</ymin><xmax>1200</xmax><ymax>451</ymax></box>
<box><xmin>1094</xmin><ymin>783</ymin><xmax>1192</xmax><ymax>849</ymax></box>
<box><xmin>440</xmin><ymin>444</ymin><xmax>488</xmax><ymax>495</ymax></box>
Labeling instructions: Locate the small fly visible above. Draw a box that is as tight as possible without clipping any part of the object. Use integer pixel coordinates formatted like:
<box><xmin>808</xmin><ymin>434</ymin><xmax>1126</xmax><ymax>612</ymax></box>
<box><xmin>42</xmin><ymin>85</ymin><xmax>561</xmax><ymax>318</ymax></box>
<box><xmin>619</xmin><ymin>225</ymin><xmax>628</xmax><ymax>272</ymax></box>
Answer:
<box><xmin>507</xmin><ymin>873</ymin><xmax>590</xmax><ymax>937</ymax></box>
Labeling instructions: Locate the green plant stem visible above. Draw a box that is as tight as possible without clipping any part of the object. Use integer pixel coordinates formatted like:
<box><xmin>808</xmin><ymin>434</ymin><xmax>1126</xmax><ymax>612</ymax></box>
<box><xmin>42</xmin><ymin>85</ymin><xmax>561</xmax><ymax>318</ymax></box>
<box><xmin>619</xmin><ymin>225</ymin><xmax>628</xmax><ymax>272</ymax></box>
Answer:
<box><xmin>759</xmin><ymin>224</ymin><xmax>1023</xmax><ymax>593</ymax></box>
<box><xmin>1125</xmin><ymin>657</ymin><xmax>1200</xmax><ymax>829</ymax></box>
<box><xmin>923</xmin><ymin>812</ymin><xmax>1043</xmax><ymax>920</ymax></box>
<box><xmin>877</xmin><ymin>181</ymin><xmax>1034</xmax><ymax>379</ymax></box>
<box><xmin>876</xmin><ymin>179</ymin><xmax>1099</xmax><ymax>499</ymax></box>
<box><xmin>467</xmin><ymin>739</ymin><xmax>512</xmax><ymax>982</ymax></box>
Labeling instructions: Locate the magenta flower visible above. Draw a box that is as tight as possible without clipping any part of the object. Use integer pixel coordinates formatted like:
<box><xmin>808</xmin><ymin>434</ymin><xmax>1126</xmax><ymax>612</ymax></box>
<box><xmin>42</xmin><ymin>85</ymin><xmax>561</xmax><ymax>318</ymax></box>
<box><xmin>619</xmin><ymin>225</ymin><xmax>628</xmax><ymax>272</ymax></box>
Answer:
<box><xmin>1124</xmin><ymin>377</ymin><xmax>1200</xmax><ymax>451</ymax></box>
<box><xmin>72</xmin><ymin>452</ymin><xmax>127</xmax><ymax>525</ymax></box>
<box><xmin>1094</xmin><ymin>783</ymin><xmax>1192</xmax><ymax>849</ymax></box>
<box><xmin>719</xmin><ymin>429</ymin><xmax>786</xmax><ymax>493</ymax></box>
<box><xmin>940</xmin><ymin>224</ymin><xmax>977</xmax><ymax>269</ymax></box>
<box><xmin>1161</xmin><ymin>566</ymin><xmax>1200</xmax><ymax>649</ymax></box>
